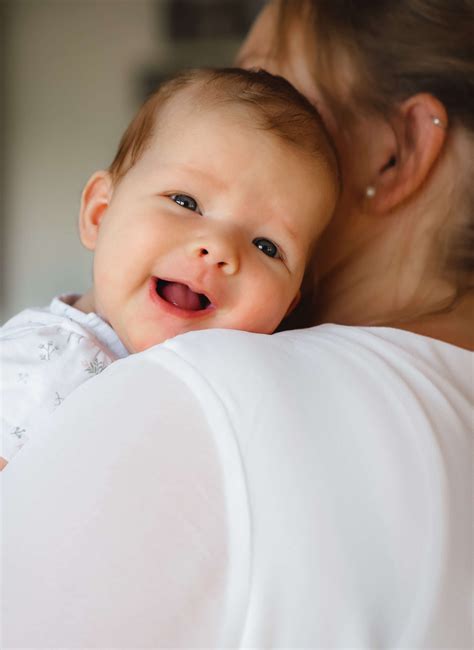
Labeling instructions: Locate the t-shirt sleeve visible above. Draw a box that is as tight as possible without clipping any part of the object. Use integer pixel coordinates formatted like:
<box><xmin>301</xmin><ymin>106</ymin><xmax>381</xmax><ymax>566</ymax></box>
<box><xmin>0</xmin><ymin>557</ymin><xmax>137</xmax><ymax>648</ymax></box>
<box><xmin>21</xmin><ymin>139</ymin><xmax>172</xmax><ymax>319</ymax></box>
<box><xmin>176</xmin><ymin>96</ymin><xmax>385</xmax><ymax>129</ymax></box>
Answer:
<box><xmin>2</xmin><ymin>349</ymin><xmax>251</xmax><ymax>648</ymax></box>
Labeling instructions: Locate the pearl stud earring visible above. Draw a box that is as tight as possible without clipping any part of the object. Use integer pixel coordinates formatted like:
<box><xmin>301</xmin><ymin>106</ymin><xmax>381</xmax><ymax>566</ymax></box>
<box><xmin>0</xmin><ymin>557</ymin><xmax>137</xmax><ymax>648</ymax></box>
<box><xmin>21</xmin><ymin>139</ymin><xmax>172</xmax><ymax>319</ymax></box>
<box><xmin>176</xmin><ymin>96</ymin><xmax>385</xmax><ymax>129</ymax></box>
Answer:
<box><xmin>365</xmin><ymin>185</ymin><xmax>376</xmax><ymax>198</ymax></box>
<box><xmin>432</xmin><ymin>116</ymin><xmax>447</xmax><ymax>129</ymax></box>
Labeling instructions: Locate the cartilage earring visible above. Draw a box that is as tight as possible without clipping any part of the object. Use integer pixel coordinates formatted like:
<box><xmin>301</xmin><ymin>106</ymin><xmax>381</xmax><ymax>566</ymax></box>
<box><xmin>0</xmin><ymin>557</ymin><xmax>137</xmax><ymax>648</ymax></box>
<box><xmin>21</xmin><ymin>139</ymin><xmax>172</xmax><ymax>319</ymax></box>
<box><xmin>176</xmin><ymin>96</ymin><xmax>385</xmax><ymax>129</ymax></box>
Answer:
<box><xmin>365</xmin><ymin>185</ymin><xmax>376</xmax><ymax>198</ymax></box>
<box><xmin>432</xmin><ymin>116</ymin><xmax>447</xmax><ymax>129</ymax></box>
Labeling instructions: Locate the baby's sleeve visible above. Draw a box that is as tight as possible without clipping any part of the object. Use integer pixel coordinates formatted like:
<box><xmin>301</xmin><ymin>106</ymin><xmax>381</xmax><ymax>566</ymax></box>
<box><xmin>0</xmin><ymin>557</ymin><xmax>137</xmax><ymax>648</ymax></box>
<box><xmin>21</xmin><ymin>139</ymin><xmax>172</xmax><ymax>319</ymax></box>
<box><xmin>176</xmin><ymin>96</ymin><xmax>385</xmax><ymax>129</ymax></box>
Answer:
<box><xmin>1</xmin><ymin>321</ymin><xmax>114</xmax><ymax>462</ymax></box>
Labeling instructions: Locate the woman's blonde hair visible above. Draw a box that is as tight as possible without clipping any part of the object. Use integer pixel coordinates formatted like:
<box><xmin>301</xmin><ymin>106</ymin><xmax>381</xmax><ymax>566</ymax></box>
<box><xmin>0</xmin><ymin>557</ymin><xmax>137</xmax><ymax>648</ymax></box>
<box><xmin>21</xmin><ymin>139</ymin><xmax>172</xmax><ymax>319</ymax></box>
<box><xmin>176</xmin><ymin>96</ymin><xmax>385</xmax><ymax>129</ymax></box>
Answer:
<box><xmin>276</xmin><ymin>0</ymin><xmax>473</xmax><ymax>292</ymax></box>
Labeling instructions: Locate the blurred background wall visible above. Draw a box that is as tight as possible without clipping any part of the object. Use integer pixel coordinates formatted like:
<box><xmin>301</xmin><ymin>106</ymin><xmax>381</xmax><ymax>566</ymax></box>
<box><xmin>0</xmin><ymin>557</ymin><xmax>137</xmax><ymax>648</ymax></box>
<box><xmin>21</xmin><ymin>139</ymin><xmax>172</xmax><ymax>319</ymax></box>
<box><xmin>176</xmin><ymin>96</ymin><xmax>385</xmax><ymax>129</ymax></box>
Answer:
<box><xmin>1</xmin><ymin>0</ymin><xmax>263</xmax><ymax>322</ymax></box>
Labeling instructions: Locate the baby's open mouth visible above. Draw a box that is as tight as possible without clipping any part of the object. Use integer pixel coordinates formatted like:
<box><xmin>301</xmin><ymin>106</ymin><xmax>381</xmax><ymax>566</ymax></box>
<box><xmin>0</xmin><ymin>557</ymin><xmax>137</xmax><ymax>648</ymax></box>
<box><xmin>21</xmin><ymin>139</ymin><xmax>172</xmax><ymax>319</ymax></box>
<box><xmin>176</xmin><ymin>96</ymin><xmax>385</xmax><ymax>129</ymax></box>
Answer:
<box><xmin>155</xmin><ymin>278</ymin><xmax>211</xmax><ymax>311</ymax></box>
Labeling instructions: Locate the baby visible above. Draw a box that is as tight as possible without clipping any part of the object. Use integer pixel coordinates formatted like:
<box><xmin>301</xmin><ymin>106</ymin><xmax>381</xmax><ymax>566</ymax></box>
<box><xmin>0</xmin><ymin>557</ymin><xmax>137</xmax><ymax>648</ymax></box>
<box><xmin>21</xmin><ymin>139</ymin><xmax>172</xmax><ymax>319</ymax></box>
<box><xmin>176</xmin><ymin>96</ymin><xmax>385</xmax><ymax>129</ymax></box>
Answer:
<box><xmin>0</xmin><ymin>67</ymin><xmax>339</xmax><ymax>467</ymax></box>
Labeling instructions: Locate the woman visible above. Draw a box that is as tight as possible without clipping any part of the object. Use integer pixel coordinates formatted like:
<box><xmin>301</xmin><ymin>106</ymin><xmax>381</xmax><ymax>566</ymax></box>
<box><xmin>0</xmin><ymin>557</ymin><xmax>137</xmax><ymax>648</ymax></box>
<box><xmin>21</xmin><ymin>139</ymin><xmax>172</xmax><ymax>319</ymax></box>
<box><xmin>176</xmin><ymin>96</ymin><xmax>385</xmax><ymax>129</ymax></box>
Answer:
<box><xmin>3</xmin><ymin>1</ymin><xmax>472</xmax><ymax>647</ymax></box>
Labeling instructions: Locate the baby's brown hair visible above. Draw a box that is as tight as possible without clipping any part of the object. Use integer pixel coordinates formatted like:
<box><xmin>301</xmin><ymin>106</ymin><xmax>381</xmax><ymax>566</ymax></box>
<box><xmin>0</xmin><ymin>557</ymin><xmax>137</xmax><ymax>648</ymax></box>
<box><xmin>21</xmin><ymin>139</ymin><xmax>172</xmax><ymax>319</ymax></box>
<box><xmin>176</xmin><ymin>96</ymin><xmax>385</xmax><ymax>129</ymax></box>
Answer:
<box><xmin>108</xmin><ymin>67</ymin><xmax>340</xmax><ymax>193</ymax></box>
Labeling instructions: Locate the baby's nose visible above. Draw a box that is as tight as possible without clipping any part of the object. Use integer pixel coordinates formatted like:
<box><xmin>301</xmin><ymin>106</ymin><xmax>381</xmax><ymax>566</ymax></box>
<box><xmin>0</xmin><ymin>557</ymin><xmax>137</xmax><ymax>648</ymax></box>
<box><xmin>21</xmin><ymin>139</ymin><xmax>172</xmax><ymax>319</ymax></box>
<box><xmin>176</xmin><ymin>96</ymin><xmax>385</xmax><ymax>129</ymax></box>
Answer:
<box><xmin>191</xmin><ymin>237</ymin><xmax>240</xmax><ymax>275</ymax></box>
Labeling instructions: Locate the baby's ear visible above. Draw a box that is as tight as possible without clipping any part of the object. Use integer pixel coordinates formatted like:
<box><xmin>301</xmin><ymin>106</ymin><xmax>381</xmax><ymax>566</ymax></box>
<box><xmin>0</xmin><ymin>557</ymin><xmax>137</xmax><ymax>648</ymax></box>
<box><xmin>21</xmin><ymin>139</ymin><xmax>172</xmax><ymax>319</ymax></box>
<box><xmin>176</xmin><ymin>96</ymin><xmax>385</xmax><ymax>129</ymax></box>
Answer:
<box><xmin>79</xmin><ymin>171</ymin><xmax>113</xmax><ymax>251</ymax></box>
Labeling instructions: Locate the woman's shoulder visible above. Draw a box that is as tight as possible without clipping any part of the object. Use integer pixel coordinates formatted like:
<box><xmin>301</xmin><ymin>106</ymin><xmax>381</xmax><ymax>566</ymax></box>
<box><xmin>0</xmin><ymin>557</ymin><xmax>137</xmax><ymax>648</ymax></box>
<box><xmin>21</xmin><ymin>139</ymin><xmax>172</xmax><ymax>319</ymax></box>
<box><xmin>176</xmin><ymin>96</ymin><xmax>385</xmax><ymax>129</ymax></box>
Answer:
<box><xmin>135</xmin><ymin>322</ymin><xmax>471</xmax><ymax>447</ymax></box>
<box><xmin>162</xmin><ymin>320</ymin><xmax>472</xmax><ymax>358</ymax></box>
<box><xmin>156</xmin><ymin>322</ymin><xmax>471</xmax><ymax>397</ymax></box>
<box><xmin>139</xmin><ymin>324</ymin><xmax>470</xmax><ymax>647</ymax></box>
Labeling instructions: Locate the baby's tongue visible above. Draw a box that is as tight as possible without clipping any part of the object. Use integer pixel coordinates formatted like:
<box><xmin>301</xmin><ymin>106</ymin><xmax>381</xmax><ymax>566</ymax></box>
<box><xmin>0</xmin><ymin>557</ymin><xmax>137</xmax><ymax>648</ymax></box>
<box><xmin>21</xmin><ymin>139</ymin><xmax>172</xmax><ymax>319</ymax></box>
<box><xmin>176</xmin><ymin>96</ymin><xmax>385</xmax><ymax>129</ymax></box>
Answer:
<box><xmin>161</xmin><ymin>281</ymin><xmax>202</xmax><ymax>311</ymax></box>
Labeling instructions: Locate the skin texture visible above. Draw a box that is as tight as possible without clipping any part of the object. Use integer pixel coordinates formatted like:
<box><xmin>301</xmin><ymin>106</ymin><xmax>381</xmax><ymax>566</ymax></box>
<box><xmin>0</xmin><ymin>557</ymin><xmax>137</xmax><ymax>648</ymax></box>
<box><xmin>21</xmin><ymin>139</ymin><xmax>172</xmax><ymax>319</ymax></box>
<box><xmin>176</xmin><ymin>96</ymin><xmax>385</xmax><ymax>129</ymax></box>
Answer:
<box><xmin>76</xmin><ymin>98</ymin><xmax>337</xmax><ymax>353</ymax></box>
<box><xmin>237</xmin><ymin>2</ymin><xmax>473</xmax><ymax>349</ymax></box>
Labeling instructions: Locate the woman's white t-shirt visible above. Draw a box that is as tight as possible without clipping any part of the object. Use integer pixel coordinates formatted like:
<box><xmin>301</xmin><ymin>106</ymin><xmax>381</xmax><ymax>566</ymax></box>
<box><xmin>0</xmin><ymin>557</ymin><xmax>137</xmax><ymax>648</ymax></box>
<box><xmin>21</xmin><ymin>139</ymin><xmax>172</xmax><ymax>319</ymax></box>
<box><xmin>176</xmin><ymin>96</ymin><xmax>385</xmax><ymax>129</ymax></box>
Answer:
<box><xmin>2</xmin><ymin>324</ymin><xmax>472</xmax><ymax>648</ymax></box>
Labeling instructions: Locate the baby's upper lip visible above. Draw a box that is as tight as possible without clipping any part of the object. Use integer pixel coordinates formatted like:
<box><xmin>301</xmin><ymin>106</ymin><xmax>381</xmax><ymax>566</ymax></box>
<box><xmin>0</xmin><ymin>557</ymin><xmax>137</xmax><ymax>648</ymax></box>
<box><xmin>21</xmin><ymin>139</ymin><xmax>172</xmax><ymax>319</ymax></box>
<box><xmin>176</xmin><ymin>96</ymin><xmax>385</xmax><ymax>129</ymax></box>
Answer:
<box><xmin>154</xmin><ymin>276</ymin><xmax>216</xmax><ymax>309</ymax></box>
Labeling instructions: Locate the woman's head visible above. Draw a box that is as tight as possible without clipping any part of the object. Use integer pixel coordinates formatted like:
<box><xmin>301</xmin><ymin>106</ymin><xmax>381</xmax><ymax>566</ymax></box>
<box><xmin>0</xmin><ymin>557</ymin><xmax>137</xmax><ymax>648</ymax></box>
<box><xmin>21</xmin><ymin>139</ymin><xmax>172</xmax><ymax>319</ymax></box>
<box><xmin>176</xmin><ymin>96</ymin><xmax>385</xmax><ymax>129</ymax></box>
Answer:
<box><xmin>276</xmin><ymin>0</ymin><xmax>473</xmax><ymax>130</ymax></box>
<box><xmin>238</xmin><ymin>0</ymin><xmax>474</xmax><ymax>330</ymax></box>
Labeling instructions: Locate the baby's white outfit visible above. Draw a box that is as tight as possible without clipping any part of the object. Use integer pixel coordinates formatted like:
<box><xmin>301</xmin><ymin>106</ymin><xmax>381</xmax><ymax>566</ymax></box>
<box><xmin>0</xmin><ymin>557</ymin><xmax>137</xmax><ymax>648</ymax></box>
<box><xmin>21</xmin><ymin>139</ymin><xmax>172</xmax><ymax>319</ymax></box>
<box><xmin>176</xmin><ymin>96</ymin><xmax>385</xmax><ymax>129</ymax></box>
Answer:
<box><xmin>0</xmin><ymin>295</ymin><xmax>128</xmax><ymax>462</ymax></box>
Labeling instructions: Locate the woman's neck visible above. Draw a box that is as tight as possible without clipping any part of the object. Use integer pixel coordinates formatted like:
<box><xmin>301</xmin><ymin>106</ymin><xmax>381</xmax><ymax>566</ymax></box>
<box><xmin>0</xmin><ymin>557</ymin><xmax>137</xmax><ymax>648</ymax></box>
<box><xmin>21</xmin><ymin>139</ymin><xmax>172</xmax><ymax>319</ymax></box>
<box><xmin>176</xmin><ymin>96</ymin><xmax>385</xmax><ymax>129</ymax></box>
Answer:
<box><xmin>388</xmin><ymin>292</ymin><xmax>474</xmax><ymax>350</ymax></box>
<box><xmin>314</xmin><ymin>255</ymin><xmax>473</xmax><ymax>349</ymax></box>
<box><xmin>311</xmin><ymin>127</ymin><xmax>474</xmax><ymax>350</ymax></box>
<box><xmin>312</xmin><ymin>201</ymin><xmax>473</xmax><ymax>350</ymax></box>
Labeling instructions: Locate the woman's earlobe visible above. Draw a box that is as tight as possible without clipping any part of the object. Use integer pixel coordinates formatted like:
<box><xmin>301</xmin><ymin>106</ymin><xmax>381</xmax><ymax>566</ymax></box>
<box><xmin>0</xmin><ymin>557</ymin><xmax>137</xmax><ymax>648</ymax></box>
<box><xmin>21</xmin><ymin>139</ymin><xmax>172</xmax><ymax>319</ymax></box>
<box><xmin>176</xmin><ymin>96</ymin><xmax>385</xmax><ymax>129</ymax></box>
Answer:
<box><xmin>78</xmin><ymin>171</ymin><xmax>113</xmax><ymax>251</ymax></box>
<box><xmin>368</xmin><ymin>93</ymin><xmax>448</xmax><ymax>214</ymax></box>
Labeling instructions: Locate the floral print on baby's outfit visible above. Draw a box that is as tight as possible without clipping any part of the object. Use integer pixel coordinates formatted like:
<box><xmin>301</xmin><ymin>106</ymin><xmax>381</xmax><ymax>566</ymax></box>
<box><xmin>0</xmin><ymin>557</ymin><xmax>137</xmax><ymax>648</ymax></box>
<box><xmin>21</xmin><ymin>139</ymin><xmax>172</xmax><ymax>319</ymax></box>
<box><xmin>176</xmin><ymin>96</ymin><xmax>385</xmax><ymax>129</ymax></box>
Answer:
<box><xmin>0</xmin><ymin>295</ymin><xmax>128</xmax><ymax>462</ymax></box>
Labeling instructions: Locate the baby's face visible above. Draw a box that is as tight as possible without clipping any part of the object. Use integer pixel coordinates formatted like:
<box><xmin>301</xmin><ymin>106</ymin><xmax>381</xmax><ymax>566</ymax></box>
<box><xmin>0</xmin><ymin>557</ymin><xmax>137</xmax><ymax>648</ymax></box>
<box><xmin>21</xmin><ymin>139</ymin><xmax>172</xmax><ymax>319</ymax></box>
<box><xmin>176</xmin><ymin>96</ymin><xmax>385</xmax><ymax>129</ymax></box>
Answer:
<box><xmin>81</xmin><ymin>103</ymin><xmax>335</xmax><ymax>352</ymax></box>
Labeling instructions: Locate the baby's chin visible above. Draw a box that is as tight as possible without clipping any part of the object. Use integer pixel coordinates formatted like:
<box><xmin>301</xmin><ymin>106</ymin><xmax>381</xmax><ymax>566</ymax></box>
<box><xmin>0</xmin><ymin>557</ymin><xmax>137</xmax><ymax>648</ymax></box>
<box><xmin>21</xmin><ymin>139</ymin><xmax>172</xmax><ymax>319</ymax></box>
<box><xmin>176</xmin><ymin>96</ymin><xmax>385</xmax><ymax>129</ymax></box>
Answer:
<box><xmin>121</xmin><ymin>309</ymin><xmax>286</xmax><ymax>353</ymax></box>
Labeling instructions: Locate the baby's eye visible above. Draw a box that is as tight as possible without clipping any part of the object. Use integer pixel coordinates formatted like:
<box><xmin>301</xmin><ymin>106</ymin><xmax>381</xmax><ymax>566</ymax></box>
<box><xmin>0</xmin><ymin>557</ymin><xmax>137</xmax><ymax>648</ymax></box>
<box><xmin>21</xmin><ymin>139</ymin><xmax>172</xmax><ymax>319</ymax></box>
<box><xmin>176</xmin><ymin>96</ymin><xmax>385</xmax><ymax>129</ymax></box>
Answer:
<box><xmin>169</xmin><ymin>194</ymin><xmax>199</xmax><ymax>212</ymax></box>
<box><xmin>253</xmin><ymin>237</ymin><xmax>281</xmax><ymax>259</ymax></box>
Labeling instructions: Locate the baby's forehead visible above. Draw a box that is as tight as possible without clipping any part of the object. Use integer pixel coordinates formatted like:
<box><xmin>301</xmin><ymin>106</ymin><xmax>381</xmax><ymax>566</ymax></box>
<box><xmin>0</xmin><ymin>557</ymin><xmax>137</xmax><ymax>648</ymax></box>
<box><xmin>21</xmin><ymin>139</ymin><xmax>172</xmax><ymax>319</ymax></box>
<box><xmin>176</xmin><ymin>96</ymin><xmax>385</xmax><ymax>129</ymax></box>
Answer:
<box><xmin>148</xmin><ymin>84</ymin><xmax>338</xmax><ymax>213</ymax></box>
<box><xmin>153</xmin><ymin>82</ymin><xmax>254</xmax><ymax>131</ymax></box>
<box><xmin>149</xmin><ymin>90</ymin><xmax>263</xmax><ymax>162</ymax></box>
<box><xmin>153</xmin><ymin>82</ymin><xmax>330</xmax><ymax>167</ymax></box>
<box><xmin>109</xmin><ymin>68</ymin><xmax>340</xmax><ymax>197</ymax></box>
<box><xmin>151</xmin><ymin>93</ymin><xmax>328</xmax><ymax>181</ymax></box>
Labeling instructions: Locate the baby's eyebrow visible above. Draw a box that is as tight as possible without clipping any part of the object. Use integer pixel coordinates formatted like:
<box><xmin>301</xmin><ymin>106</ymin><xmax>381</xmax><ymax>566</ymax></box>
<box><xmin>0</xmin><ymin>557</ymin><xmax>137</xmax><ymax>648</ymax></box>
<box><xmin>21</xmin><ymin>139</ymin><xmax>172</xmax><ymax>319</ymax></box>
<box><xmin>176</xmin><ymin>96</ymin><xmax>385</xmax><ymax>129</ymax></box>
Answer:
<box><xmin>285</xmin><ymin>224</ymin><xmax>300</xmax><ymax>242</ymax></box>
<box><xmin>159</xmin><ymin>164</ymin><xmax>230</xmax><ymax>192</ymax></box>
<box><xmin>268</xmin><ymin>206</ymin><xmax>301</xmax><ymax>244</ymax></box>
<box><xmin>281</xmin><ymin>222</ymin><xmax>302</xmax><ymax>247</ymax></box>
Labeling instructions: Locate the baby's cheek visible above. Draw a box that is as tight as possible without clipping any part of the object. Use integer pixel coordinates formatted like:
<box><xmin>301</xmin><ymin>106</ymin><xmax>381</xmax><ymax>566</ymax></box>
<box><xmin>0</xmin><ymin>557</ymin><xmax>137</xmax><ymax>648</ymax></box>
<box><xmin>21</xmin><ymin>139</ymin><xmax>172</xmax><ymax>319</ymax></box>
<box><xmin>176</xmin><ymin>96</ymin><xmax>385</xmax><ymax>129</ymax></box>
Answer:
<box><xmin>231</xmin><ymin>299</ymin><xmax>289</xmax><ymax>335</ymax></box>
<box><xmin>93</xmin><ymin>268</ymin><xmax>119</xmax><ymax>318</ymax></box>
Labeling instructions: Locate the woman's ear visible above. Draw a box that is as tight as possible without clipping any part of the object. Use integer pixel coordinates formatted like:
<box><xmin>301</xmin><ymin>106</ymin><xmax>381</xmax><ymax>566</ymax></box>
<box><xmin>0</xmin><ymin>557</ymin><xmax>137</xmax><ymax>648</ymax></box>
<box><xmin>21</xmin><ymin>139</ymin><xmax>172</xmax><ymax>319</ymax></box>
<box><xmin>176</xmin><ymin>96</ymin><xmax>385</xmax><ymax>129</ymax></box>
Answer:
<box><xmin>79</xmin><ymin>171</ymin><xmax>113</xmax><ymax>251</ymax></box>
<box><xmin>370</xmin><ymin>93</ymin><xmax>448</xmax><ymax>214</ymax></box>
